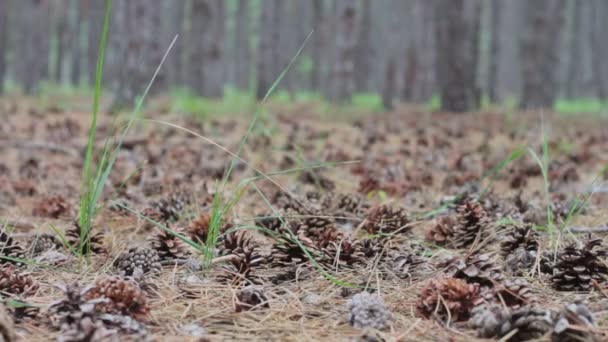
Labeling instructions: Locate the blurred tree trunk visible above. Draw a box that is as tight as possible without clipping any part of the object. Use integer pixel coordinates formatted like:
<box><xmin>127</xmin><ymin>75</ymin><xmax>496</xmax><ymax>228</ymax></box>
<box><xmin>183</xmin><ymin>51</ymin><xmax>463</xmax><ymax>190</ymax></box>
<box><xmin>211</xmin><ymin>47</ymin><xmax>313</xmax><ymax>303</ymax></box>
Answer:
<box><xmin>564</xmin><ymin>1</ymin><xmax>581</xmax><ymax>99</ymax></box>
<box><xmin>591</xmin><ymin>0</ymin><xmax>608</xmax><ymax>99</ymax></box>
<box><xmin>487</xmin><ymin>0</ymin><xmax>501</xmax><ymax>103</ymax></box>
<box><xmin>256</xmin><ymin>0</ymin><xmax>283</xmax><ymax>100</ymax></box>
<box><xmin>162</xmin><ymin>1</ymin><xmax>184</xmax><ymax>89</ymax></box>
<box><xmin>53</xmin><ymin>1</ymin><xmax>68</xmax><ymax>83</ymax></box>
<box><xmin>310</xmin><ymin>0</ymin><xmax>324</xmax><ymax>91</ymax></box>
<box><xmin>0</xmin><ymin>0</ymin><xmax>7</xmax><ymax>94</ymax></box>
<box><xmin>112</xmin><ymin>0</ymin><xmax>163</xmax><ymax>110</ymax></box>
<box><xmin>520</xmin><ymin>0</ymin><xmax>564</xmax><ymax>109</ymax></box>
<box><xmin>328</xmin><ymin>0</ymin><xmax>358</xmax><ymax>103</ymax></box>
<box><xmin>382</xmin><ymin>58</ymin><xmax>396</xmax><ymax>111</ymax></box>
<box><xmin>233</xmin><ymin>0</ymin><xmax>250</xmax><ymax>91</ymax></box>
<box><xmin>70</xmin><ymin>0</ymin><xmax>83</xmax><ymax>86</ymax></box>
<box><xmin>86</xmin><ymin>0</ymin><xmax>105</xmax><ymax>86</ymax></box>
<box><xmin>435</xmin><ymin>0</ymin><xmax>481</xmax><ymax>112</ymax></box>
<box><xmin>354</xmin><ymin>0</ymin><xmax>372</xmax><ymax>93</ymax></box>
<box><xmin>18</xmin><ymin>0</ymin><xmax>50</xmax><ymax>94</ymax></box>
<box><xmin>189</xmin><ymin>0</ymin><xmax>225</xmax><ymax>98</ymax></box>
<box><xmin>404</xmin><ymin>0</ymin><xmax>436</xmax><ymax>103</ymax></box>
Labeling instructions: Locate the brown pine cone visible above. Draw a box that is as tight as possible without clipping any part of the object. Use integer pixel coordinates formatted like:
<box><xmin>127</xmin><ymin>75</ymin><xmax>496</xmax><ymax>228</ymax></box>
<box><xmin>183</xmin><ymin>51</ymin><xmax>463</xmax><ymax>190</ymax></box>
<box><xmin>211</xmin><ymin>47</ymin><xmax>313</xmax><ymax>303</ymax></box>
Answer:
<box><xmin>86</xmin><ymin>277</ymin><xmax>149</xmax><ymax>320</ymax></box>
<box><xmin>442</xmin><ymin>253</ymin><xmax>504</xmax><ymax>289</ymax></box>
<box><xmin>65</xmin><ymin>222</ymin><xmax>106</xmax><ymax>254</ymax></box>
<box><xmin>148</xmin><ymin>228</ymin><xmax>190</xmax><ymax>260</ymax></box>
<box><xmin>483</xmin><ymin>278</ymin><xmax>537</xmax><ymax>309</ymax></box>
<box><xmin>114</xmin><ymin>246</ymin><xmax>162</xmax><ymax>277</ymax></box>
<box><xmin>453</xmin><ymin>200</ymin><xmax>490</xmax><ymax>249</ymax></box>
<box><xmin>0</xmin><ymin>265</ymin><xmax>39</xmax><ymax>296</ymax></box>
<box><xmin>425</xmin><ymin>215</ymin><xmax>456</xmax><ymax>246</ymax></box>
<box><xmin>417</xmin><ymin>277</ymin><xmax>482</xmax><ymax>322</ymax></box>
<box><xmin>552</xmin><ymin>237</ymin><xmax>608</xmax><ymax>291</ymax></box>
<box><xmin>500</xmin><ymin>222</ymin><xmax>539</xmax><ymax>256</ymax></box>
<box><xmin>235</xmin><ymin>286</ymin><xmax>269</xmax><ymax>312</ymax></box>
<box><xmin>187</xmin><ymin>213</ymin><xmax>212</xmax><ymax>244</ymax></box>
<box><xmin>365</xmin><ymin>204</ymin><xmax>410</xmax><ymax>234</ymax></box>
<box><xmin>0</xmin><ymin>229</ymin><xmax>25</xmax><ymax>265</ymax></box>
<box><xmin>472</xmin><ymin>304</ymin><xmax>553</xmax><ymax>340</ymax></box>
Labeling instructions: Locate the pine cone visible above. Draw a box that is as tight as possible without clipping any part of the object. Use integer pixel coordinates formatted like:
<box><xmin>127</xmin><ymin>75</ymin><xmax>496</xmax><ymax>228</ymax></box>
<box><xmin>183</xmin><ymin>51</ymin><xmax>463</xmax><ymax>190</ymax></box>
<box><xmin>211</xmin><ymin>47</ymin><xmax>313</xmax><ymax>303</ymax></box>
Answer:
<box><xmin>32</xmin><ymin>194</ymin><xmax>71</xmax><ymax>219</ymax></box>
<box><xmin>0</xmin><ymin>265</ymin><xmax>39</xmax><ymax>296</ymax></box>
<box><xmin>147</xmin><ymin>190</ymin><xmax>190</xmax><ymax>223</ymax></box>
<box><xmin>425</xmin><ymin>215</ymin><xmax>456</xmax><ymax>246</ymax></box>
<box><xmin>365</xmin><ymin>205</ymin><xmax>410</xmax><ymax>234</ymax></box>
<box><xmin>148</xmin><ymin>228</ymin><xmax>189</xmax><ymax>261</ymax></box>
<box><xmin>471</xmin><ymin>304</ymin><xmax>553</xmax><ymax>341</ymax></box>
<box><xmin>187</xmin><ymin>213</ymin><xmax>212</xmax><ymax>243</ymax></box>
<box><xmin>65</xmin><ymin>222</ymin><xmax>106</xmax><ymax>254</ymax></box>
<box><xmin>255</xmin><ymin>211</ymin><xmax>286</xmax><ymax>233</ymax></box>
<box><xmin>219</xmin><ymin>232</ymin><xmax>265</xmax><ymax>285</ymax></box>
<box><xmin>321</xmin><ymin>237</ymin><xmax>365</xmax><ymax>268</ymax></box>
<box><xmin>270</xmin><ymin>232</ymin><xmax>321</xmax><ymax>268</ymax></box>
<box><xmin>86</xmin><ymin>277</ymin><xmax>149</xmax><ymax>320</ymax></box>
<box><xmin>453</xmin><ymin>200</ymin><xmax>489</xmax><ymax>248</ymax></box>
<box><xmin>386</xmin><ymin>252</ymin><xmax>431</xmax><ymax>281</ymax></box>
<box><xmin>348</xmin><ymin>292</ymin><xmax>391</xmax><ymax>330</ymax></box>
<box><xmin>505</xmin><ymin>247</ymin><xmax>540</xmax><ymax>276</ymax></box>
<box><xmin>552</xmin><ymin>302</ymin><xmax>597</xmax><ymax>342</ymax></box>
<box><xmin>484</xmin><ymin>278</ymin><xmax>537</xmax><ymax>309</ymax></box>
<box><xmin>28</xmin><ymin>233</ymin><xmax>62</xmax><ymax>256</ymax></box>
<box><xmin>48</xmin><ymin>283</ymin><xmax>110</xmax><ymax>341</ymax></box>
<box><xmin>417</xmin><ymin>277</ymin><xmax>482</xmax><ymax>322</ymax></box>
<box><xmin>114</xmin><ymin>247</ymin><xmax>162</xmax><ymax>277</ymax></box>
<box><xmin>0</xmin><ymin>229</ymin><xmax>25</xmax><ymax>265</ymax></box>
<box><xmin>500</xmin><ymin>222</ymin><xmax>539</xmax><ymax>256</ymax></box>
<box><xmin>235</xmin><ymin>286</ymin><xmax>269</xmax><ymax>312</ymax></box>
<box><xmin>552</xmin><ymin>237</ymin><xmax>608</xmax><ymax>291</ymax></box>
<box><xmin>442</xmin><ymin>253</ymin><xmax>504</xmax><ymax>289</ymax></box>
<box><xmin>0</xmin><ymin>305</ymin><xmax>15</xmax><ymax>342</ymax></box>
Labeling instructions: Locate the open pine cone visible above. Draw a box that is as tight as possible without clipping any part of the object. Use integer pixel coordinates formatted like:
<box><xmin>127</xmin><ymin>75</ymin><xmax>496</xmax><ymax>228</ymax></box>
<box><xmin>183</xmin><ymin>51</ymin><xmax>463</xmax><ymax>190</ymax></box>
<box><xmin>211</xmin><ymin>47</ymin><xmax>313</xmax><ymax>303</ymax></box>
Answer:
<box><xmin>442</xmin><ymin>253</ymin><xmax>504</xmax><ymax>289</ymax></box>
<box><xmin>148</xmin><ymin>228</ymin><xmax>189</xmax><ymax>261</ymax></box>
<box><xmin>551</xmin><ymin>237</ymin><xmax>608</xmax><ymax>291</ymax></box>
<box><xmin>187</xmin><ymin>213</ymin><xmax>212</xmax><ymax>244</ymax></box>
<box><xmin>500</xmin><ymin>222</ymin><xmax>539</xmax><ymax>256</ymax></box>
<box><xmin>552</xmin><ymin>302</ymin><xmax>597</xmax><ymax>342</ymax></box>
<box><xmin>416</xmin><ymin>277</ymin><xmax>482</xmax><ymax>322</ymax></box>
<box><xmin>472</xmin><ymin>304</ymin><xmax>553</xmax><ymax>341</ymax></box>
<box><xmin>425</xmin><ymin>215</ymin><xmax>456</xmax><ymax>246</ymax></box>
<box><xmin>452</xmin><ymin>200</ymin><xmax>489</xmax><ymax>249</ymax></box>
<box><xmin>483</xmin><ymin>278</ymin><xmax>537</xmax><ymax>309</ymax></box>
<box><xmin>321</xmin><ymin>237</ymin><xmax>365</xmax><ymax>268</ymax></box>
<box><xmin>235</xmin><ymin>286</ymin><xmax>269</xmax><ymax>312</ymax></box>
<box><xmin>364</xmin><ymin>204</ymin><xmax>410</xmax><ymax>234</ymax></box>
<box><xmin>0</xmin><ymin>265</ymin><xmax>39</xmax><ymax>296</ymax></box>
<box><xmin>0</xmin><ymin>229</ymin><xmax>25</xmax><ymax>265</ymax></box>
<box><xmin>86</xmin><ymin>277</ymin><xmax>149</xmax><ymax>320</ymax></box>
<box><xmin>269</xmin><ymin>231</ymin><xmax>321</xmax><ymax>268</ymax></box>
<box><xmin>48</xmin><ymin>283</ymin><xmax>110</xmax><ymax>341</ymax></box>
<box><xmin>65</xmin><ymin>222</ymin><xmax>106</xmax><ymax>254</ymax></box>
<box><xmin>348</xmin><ymin>292</ymin><xmax>391</xmax><ymax>330</ymax></box>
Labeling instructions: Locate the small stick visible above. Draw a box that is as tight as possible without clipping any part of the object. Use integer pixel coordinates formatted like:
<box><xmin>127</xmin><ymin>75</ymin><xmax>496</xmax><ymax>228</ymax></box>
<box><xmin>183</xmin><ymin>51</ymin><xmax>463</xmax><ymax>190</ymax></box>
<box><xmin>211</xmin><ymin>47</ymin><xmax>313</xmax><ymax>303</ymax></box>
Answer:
<box><xmin>567</xmin><ymin>226</ymin><xmax>608</xmax><ymax>234</ymax></box>
<box><xmin>2</xmin><ymin>219</ymin><xmax>36</xmax><ymax>230</ymax></box>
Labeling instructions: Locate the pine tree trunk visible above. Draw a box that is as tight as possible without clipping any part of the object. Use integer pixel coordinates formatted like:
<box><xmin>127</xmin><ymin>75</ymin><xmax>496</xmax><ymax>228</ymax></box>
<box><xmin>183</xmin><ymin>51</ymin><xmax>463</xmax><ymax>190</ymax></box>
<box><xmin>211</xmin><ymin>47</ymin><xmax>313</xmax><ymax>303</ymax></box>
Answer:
<box><xmin>435</xmin><ymin>0</ymin><xmax>481</xmax><ymax>112</ymax></box>
<box><xmin>86</xmin><ymin>0</ymin><xmax>105</xmax><ymax>85</ymax></box>
<box><xmin>564</xmin><ymin>2</ymin><xmax>581</xmax><ymax>99</ymax></box>
<box><xmin>0</xmin><ymin>0</ymin><xmax>7</xmax><ymax>94</ymax></box>
<box><xmin>19</xmin><ymin>0</ymin><xmax>50</xmax><ymax>94</ymax></box>
<box><xmin>256</xmin><ymin>0</ymin><xmax>283</xmax><ymax>100</ymax></box>
<box><xmin>112</xmin><ymin>0</ymin><xmax>163</xmax><ymax>110</ymax></box>
<box><xmin>70</xmin><ymin>0</ymin><xmax>83</xmax><ymax>86</ymax></box>
<box><xmin>328</xmin><ymin>0</ymin><xmax>358</xmax><ymax>103</ymax></box>
<box><xmin>487</xmin><ymin>0</ymin><xmax>501</xmax><ymax>103</ymax></box>
<box><xmin>591</xmin><ymin>0</ymin><xmax>608</xmax><ymax>99</ymax></box>
<box><xmin>311</xmin><ymin>0</ymin><xmax>324</xmax><ymax>91</ymax></box>
<box><xmin>234</xmin><ymin>0</ymin><xmax>250</xmax><ymax>91</ymax></box>
<box><xmin>520</xmin><ymin>0</ymin><xmax>564</xmax><ymax>109</ymax></box>
<box><xmin>354</xmin><ymin>0</ymin><xmax>372</xmax><ymax>92</ymax></box>
<box><xmin>189</xmin><ymin>0</ymin><xmax>225</xmax><ymax>98</ymax></box>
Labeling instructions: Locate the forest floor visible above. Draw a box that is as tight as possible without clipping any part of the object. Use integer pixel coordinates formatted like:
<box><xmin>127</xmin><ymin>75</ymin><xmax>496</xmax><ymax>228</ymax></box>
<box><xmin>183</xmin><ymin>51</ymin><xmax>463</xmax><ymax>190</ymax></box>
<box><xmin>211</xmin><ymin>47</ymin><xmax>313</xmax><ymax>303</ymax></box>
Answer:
<box><xmin>1</xmin><ymin>95</ymin><xmax>608</xmax><ymax>341</ymax></box>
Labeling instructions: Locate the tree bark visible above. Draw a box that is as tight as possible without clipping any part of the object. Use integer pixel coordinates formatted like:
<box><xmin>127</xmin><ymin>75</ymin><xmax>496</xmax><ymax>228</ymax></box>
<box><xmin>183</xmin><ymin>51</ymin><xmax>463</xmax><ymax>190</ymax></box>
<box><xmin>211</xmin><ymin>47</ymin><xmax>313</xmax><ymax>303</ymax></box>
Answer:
<box><xmin>256</xmin><ymin>0</ymin><xmax>283</xmax><ymax>100</ymax></box>
<box><xmin>354</xmin><ymin>0</ymin><xmax>372</xmax><ymax>93</ymax></box>
<box><xmin>310</xmin><ymin>0</ymin><xmax>324</xmax><ymax>91</ymax></box>
<box><xmin>0</xmin><ymin>0</ymin><xmax>8</xmax><ymax>94</ymax></box>
<box><xmin>435</xmin><ymin>0</ymin><xmax>481</xmax><ymax>112</ymax></box>
<box><xmin>591</xmin><ymin>0</ymin><xmax>608</xmax><ymax>99</ymax></box>
<box><xmin>487</xmin><ymin>0</ymin><xmax>501</xmax><ymax>103</ymax></box>
<box><xmin>233</xmin><ymin>0</ymin><xmax>251</xmax><ymax>91</ymax></box>
<box><xmin>85</xmin><ymin>0</ymin><xmax>105</xmax><ymax>86</ymax></box>
<box><xmin>328</xmin><ymin>0</ymin><xmax>358</xmax><ymax>103</ymax></box>
<box><xmin>520</xmin><ymin>0</ymin><xmax>564</xmax><ymax>109</ymax></box>
<box><xmin>111</xmin><ymin>0</ymin><xmax>164</xmax><ymax>110</ymax></box>
<box><xmin>188</xmin><ymin>0</ymin><xmax>225</xmax><ymax>98</ymax></box>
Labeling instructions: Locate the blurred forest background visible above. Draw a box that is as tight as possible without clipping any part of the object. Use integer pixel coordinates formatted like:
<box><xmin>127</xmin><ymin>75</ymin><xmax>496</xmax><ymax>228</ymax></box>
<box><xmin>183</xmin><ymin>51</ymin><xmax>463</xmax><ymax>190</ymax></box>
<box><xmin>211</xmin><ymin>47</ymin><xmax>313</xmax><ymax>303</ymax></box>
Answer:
<box><xmin>0</xmin><ymin>0</ymin><xmax>606</xmax><ymax>113</ymax></box>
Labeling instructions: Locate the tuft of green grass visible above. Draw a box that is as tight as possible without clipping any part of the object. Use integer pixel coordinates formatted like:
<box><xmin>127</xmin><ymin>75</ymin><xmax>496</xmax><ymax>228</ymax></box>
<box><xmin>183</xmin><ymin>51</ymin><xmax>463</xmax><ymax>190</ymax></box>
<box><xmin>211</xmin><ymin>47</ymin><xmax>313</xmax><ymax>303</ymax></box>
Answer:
<box><xmin>77</xmin><ymin>0</ymin><xmax>177</xmax><ymax>257</ymax></box>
